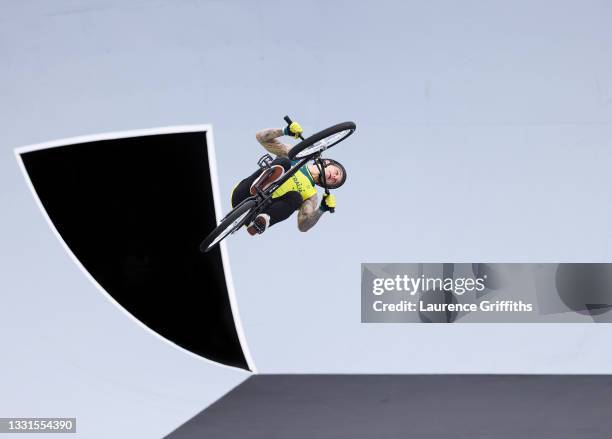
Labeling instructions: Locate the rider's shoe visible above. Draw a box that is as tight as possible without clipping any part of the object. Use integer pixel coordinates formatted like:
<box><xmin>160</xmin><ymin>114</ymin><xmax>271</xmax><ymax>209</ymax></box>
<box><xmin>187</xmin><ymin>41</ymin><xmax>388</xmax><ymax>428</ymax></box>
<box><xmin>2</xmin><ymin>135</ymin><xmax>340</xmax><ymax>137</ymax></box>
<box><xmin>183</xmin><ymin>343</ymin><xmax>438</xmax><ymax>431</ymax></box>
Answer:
<box><xmin>250</xmin><ymin>165</ymin><xmax>284</xmax><ymax>195</ymax></box>
<box><xmin>247</xmin><ymin>214</ymin><xmax>270</xmax><ymax>236</ymax></box>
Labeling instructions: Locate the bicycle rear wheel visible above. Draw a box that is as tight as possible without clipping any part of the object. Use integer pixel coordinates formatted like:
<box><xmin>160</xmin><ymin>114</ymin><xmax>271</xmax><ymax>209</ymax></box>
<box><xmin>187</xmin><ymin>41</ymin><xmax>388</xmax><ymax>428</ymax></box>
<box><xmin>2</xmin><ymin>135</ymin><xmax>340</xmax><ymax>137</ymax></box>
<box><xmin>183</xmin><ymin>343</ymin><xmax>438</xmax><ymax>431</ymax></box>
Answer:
<box><xmin>199</xmin><ymin>199</ymin><xmax>258</xmax><ymax>253</ymax></box>
<box><xmin>288</xmin><ymin>121</ymin><xmax>356</xmax><ymax>159</ymax></box>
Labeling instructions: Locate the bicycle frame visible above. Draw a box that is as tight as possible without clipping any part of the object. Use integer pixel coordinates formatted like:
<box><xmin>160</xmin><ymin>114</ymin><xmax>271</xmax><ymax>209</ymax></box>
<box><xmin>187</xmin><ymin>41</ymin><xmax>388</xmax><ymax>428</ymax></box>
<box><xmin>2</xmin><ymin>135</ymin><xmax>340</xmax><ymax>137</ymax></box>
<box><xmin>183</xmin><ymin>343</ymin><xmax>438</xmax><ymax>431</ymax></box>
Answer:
<box><xmin>250</xmin><ymin>154</ymin><xmax>315</xmax><ymax>209</ymax></box>
<box><xmin>223</xmin><ymin>154</ymin><xmax>316</xmax><ymax>228</ymax></box>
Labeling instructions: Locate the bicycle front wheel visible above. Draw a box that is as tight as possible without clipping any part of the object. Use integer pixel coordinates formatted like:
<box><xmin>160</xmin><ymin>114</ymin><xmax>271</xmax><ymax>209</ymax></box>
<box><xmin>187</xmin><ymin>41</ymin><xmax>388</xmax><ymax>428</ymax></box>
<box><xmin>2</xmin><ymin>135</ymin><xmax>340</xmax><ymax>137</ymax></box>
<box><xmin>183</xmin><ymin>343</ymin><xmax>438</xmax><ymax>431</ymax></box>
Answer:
<box><xmin>288</xmin><ymin>121</ymin><xmax>356</xmax><ymax>159</ymax></box>
<box><xmin>199</xmin><ymin>199</ymin><xmax>258</xmax><ymax>253</ymax></box>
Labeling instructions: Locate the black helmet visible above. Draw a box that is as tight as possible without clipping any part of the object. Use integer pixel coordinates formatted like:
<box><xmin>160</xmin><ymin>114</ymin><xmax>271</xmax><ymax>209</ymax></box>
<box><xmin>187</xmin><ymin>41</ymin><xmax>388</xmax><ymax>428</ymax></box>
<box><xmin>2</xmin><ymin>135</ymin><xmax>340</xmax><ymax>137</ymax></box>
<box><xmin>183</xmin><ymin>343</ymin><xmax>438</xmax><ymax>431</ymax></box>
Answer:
<box><xmin>315</xmin><ymin>158</ymin><xmax>347</xmax><ymax>189</ymax></box>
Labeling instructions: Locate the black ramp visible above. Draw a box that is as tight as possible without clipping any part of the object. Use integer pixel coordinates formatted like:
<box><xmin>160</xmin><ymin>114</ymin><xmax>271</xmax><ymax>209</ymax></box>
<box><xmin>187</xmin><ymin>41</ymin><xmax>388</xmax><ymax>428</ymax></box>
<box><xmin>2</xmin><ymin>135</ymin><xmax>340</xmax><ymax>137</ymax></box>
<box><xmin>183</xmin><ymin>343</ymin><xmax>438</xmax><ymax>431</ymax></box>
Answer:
<box><xmin>168</xmin><ymin>375</ymin><xmax>612</xmax><ymax>438</ymax></box>
<box><xmin>21</xmin><ymin>132</ymin><xmax>249</xmax><ymax>370</ymax></box>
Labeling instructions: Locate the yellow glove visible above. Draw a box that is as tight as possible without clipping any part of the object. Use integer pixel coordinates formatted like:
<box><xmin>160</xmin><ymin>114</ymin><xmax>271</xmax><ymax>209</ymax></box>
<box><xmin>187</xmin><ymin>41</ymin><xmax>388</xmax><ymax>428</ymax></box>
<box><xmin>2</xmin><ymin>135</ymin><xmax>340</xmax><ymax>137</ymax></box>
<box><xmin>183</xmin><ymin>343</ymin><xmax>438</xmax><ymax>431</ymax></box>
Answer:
<box><xmin>284</xmin><ymin>121</ymin><xmax>303</xmax><ymax>139</ymax></box>
<box><xmin>319</xmin><ymin>194</ymin><xmax>336</xmax><ymax>212</ymax></box>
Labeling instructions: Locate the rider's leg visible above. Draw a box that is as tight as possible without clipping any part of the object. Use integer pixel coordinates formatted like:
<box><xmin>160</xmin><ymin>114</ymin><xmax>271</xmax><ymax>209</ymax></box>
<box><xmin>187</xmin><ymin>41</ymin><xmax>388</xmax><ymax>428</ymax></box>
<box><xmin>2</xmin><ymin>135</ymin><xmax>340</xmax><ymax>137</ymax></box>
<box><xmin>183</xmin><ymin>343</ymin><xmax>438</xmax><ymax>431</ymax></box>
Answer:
<box><xmin>265</xmin><ymin>191</ymin><xmax>303</xmax><ymax>226</ymax></box>
<box><xmin>247</xmin><ymin>191</ymin><xmax>302</xmax><ymax>235</ymax></box>
<box><xmin>231</xmin><ymin>157</ymin><xmax>292</xmax><ymax>207</ymax></box>
<box><xmin>231</xmin><ymin>174</ymin><xmax>257</xmax><ymax>207</ymax></box>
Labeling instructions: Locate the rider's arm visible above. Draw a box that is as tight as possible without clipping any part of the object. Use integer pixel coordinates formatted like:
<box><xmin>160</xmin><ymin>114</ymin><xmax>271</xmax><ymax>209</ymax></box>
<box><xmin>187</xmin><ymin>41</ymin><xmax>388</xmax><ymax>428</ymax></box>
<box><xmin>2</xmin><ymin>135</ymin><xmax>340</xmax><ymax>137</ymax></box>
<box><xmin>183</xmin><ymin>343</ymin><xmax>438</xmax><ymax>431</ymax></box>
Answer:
<box><xmin>297</xmin><ymin>194</ymin><xmax>323</xmax><ymax>232</ymax></box>
<box><xmin>255</xmin><ymin>128</ymin><xmax>291</xmax><ymax>158</ymax></box>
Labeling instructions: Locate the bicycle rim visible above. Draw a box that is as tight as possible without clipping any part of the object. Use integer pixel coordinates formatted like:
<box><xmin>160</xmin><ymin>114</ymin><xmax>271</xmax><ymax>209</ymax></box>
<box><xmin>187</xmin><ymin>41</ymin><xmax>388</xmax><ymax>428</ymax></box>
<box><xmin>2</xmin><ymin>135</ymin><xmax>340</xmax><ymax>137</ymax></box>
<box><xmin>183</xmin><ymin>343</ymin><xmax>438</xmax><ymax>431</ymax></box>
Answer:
<box><xmin>203</xmin><ymin>204</ymin><xmax>254</xmax><ymax>252</ymax></box>
<box><xmin>293</xmin><ymin>128</ymin><xmax>353</xmax><ymax>158</ymax></box>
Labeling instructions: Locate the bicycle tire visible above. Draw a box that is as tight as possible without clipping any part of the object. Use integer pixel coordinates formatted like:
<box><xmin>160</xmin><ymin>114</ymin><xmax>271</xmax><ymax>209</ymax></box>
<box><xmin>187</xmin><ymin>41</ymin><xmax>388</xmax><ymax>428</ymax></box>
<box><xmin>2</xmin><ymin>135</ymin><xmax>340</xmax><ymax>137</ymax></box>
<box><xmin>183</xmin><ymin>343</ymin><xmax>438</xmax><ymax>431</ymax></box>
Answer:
<box><xmin>199</xmin><ymin>199</ymin><xmax>258</xmax><ymax>253</ymax></box>
<box><xmin>288</xmin><ymin>121</ymin><xmax>356</xmax><ymax>160</ymax></box>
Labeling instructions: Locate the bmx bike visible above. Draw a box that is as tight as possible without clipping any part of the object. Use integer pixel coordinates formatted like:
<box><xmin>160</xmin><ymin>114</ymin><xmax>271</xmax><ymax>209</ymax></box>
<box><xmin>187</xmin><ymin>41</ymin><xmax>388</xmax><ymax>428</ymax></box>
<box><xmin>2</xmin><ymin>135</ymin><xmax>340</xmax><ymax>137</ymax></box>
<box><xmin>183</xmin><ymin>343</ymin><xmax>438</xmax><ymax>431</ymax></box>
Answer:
<box><xmin>199</xmin><ymin>116</ymin><xmax>356</xmax><ymax>253</ymax></box>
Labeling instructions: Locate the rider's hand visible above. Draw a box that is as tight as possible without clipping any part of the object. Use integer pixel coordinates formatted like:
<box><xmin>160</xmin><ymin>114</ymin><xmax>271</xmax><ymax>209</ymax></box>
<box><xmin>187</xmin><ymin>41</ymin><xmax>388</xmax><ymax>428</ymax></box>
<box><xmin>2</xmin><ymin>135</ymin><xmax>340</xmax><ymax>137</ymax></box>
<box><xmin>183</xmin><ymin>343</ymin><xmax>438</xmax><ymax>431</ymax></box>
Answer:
<box><xmin>319</xmin><ymin>194</ymin><xmax>336</xmax><ymax>212</ymax></box>
<box><xmin>283</xmin><ymin>121</ymin><xmax>303</xmax><ymax>139</ymax></box>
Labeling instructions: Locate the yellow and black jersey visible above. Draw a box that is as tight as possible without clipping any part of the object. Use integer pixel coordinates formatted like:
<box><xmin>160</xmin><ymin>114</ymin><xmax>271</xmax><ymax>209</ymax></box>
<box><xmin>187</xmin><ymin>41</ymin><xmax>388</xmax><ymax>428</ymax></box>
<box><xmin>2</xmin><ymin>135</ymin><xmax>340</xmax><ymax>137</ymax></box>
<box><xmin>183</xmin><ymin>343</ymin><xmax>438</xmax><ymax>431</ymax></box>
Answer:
<box><xmin>271</xmin><ymin>160</ymin><xmax>317</xmax><ymax>201</ymax></box>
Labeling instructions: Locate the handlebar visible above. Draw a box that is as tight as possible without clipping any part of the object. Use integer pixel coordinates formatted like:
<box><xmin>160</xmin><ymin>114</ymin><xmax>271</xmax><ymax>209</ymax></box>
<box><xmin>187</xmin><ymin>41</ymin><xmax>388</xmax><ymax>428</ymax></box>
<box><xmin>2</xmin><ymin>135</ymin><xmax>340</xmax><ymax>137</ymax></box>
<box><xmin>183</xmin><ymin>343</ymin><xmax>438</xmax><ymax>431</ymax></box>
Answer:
<box><xmin>283</xmin><ymin>115</ymin><xmax>305</xmax><ymax>141</ymax></box>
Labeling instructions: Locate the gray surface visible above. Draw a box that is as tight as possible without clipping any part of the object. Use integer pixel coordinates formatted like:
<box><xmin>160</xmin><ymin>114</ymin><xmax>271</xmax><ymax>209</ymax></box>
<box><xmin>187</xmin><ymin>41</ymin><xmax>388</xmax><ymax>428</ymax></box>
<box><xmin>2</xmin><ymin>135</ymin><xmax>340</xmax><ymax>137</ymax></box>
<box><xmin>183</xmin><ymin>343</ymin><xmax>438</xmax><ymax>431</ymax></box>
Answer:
<box><xmin>169</xmin><ymin>375</ymin><xmax>612</xmax><ymax>439</ymax></box>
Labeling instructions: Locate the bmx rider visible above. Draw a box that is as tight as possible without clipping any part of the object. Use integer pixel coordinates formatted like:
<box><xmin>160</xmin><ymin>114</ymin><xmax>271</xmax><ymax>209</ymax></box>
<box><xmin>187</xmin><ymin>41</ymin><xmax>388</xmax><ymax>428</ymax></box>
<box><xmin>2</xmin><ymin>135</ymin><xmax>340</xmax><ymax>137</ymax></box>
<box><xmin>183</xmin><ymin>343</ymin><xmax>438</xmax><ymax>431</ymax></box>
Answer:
<box><xmin>230</xmin><ymin>120</ymin><xmax>346</xmax><ymax>235</ymax></box>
